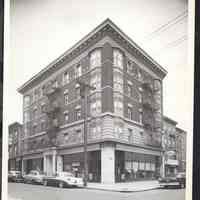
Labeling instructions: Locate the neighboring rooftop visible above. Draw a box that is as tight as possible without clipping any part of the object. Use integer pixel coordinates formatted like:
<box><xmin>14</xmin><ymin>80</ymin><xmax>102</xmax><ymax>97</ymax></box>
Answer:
<box><xmin>163</xmin><ymin>116</ymin><xmax>178</xmax><ymax>125</ymax></box>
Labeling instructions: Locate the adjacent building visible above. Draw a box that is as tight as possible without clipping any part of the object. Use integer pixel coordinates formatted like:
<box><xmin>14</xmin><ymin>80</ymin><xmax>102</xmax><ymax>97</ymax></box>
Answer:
<box><xmin>176</xmin><ymin>127</ymin><xmax>187</xmax><ymax>172</ymax></box>
<box><xmin>8</xmin><ymin>122</ymin><xmax>23</xmax><ymax>171</ymax></box>
<box><xmin>13</xmin><ymin>19</ymin><xmax>172</xmax><ymax>184</ymax></box>
<box><xmin>163</xmin><ymin>116</ymin><xmax>179</xmax><ymax>176</ymax></box>
<box><xmin>163</xmin><ymin>116</ymin><xmax>187</xmax><ymax>176</ymax></box>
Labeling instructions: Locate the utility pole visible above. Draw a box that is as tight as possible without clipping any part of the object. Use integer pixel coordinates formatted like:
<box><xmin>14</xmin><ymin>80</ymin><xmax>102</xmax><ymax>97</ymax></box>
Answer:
<box><xmin>77</xmin><ymin>79</ymin><xmax>95</xmax><ymax>187</ymax></box>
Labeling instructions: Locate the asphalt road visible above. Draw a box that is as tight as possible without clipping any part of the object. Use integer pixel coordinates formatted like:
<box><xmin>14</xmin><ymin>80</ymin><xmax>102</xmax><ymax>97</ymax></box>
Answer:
<box><xmin>8</xmin><ymin>183</ymin><xmax>185</xmax><ymax>200</ymax></box>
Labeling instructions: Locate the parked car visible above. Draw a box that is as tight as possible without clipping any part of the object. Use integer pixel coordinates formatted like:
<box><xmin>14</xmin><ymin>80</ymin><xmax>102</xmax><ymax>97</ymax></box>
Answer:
<box><xmin>42</xmin><ymin>172</ymin><xmax>84</xmax><ymax>188</ymax></box>
<box><xmin>8</xmin><ymin>170</ymin><xmax>24</xmax><ymax>183</ymax></box>
<box><xmin>23</xmin><ymin>170</ymin><xmax>45</xmax><ymax>184</ymax></box>
<box><xmin>158</xmin><ymin>172</ymin><xmax>186</xmax><ymax>189</ymax></box>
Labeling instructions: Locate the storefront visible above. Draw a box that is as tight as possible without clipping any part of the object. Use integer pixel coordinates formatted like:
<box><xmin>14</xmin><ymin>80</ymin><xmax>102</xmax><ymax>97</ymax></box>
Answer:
<box><xmin>63</xmin><ymin>151</ymin><xmax>101</xmax><ymax>182</ymax></box>
<box><xmin>115</xmin><ymin>151</ymin><xmax>160</xmax><ymax>182</ymax></box>
<box><xmin>23</xmin><ymin>157</ymin><xmax>43</xmax><ymax>174</ymax></box>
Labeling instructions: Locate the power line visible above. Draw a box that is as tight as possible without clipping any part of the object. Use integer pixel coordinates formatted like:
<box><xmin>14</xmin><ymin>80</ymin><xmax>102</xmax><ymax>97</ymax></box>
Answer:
<box><xmin>153</xmin><ymin>35</ymin><xmax>187</xmax><ymax>55</ymax></box>
<box><xmin>143</xmin><ymin>10</ymin><xmax>188</xmax><ymax>41</ymax></box>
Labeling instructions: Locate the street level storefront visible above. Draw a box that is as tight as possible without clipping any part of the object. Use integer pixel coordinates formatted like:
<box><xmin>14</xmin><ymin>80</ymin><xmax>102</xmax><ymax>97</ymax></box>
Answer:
<box><xmin>21</xmin><ymin>143</ymin><xmax>162</xmax><ymax>184</ymax></box>
<box><xmin>115</xmin><ymin>151</ymin><xmax>160</xmax><ymax>182</ymax></box>
<box><xmin>63</xmin><ymin>151</ymin><xmax>101</xmax><ymax>182</ymax></box>
<box><xmin>22</xmin><ymin>157</ymin><xmax>43</xmax><ymax>174</ymax></box>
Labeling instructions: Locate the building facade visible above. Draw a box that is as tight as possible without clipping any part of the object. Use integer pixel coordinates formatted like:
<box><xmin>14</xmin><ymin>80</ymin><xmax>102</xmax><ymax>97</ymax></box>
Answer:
<box><xmin>163</xmin><ymin>116</ymin><xmax>179</xmax><ymax>176</ymax></box>
<box><xmin>176</xmin><ymin>127</ymin><xmax>187</xmax><ymax>172</ymax></box>
<box><xmin>163</xmin><ymin>116</ymin><xmax>187</xmax><ymax>176</ymax></box>
<box><xmin>8</xmin><ymin>122</ymin><xmax>23</xmax><ymax>171</ymax></box>
<box><xmin>17</xmin><ymin>19</ymin><xmax>168</xmax><ymax>183</ymax></box>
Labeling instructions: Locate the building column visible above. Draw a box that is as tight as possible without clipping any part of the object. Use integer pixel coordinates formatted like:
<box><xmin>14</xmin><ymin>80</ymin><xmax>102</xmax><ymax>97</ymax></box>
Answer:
<box><xmin>101</xmin><ymin>142</ymin><xmax>115</xmax><ymax>184</ymax></box>
<box><xmin>43</xmin><ymin>155</ymin><xmax>47</xmax><ymax>175</ymax></box>
<box><xmin>56</xmin><ymin>155</ymin><xmax>63</xmax><ymax>173</ymax></box>
<box><xmin>52</xmin><ymin>154</ymin><xmax>56</xmax><ymax>175</ymax></box>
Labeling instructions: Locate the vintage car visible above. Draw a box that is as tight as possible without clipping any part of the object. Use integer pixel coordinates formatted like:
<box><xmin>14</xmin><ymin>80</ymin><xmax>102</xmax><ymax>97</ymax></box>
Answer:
<box><xmin>23</xmin><ymin>170</ymin><xmax>45</xmax><ymax>184</ymax></box>
<box><xmin>8</xmin><ymin>170</ymin><xmax>24</xmax><ymax>183</ymax></box>
<box><xmin>42</xmin><ymin>172</ymin><xmax>84</xmax><ymax>188</ymax></box>
<box><xmin>158</xmin><ymin>172</ymin><xmax>186</xmax><ymax>189</ymax></box>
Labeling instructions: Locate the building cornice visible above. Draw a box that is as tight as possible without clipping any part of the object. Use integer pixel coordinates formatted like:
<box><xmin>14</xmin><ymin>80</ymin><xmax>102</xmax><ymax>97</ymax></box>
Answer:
<box><xmin>18</xmin><ymin>19</ymin><xmax>167</xmax><ymax>94</ymax></box>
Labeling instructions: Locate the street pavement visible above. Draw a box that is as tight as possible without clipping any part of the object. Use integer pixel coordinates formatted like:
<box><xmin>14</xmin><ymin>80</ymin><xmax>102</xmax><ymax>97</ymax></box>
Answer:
<box><xmin>8</xmin><ymin>183</ymin><xmax>185</xmax><ymax>200</ymax></box>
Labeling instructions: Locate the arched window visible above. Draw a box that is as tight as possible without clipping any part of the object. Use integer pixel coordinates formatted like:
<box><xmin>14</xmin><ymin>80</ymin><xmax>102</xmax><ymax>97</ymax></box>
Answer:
<box><xmin>90</xmin><ymin>49</ymin><xmax>101</xmax><ymax>69</ymax></box>
<box><xmin>113</xmin><ymin>49</ymin><xmax>123</xmax><ymax>69</ymax></box>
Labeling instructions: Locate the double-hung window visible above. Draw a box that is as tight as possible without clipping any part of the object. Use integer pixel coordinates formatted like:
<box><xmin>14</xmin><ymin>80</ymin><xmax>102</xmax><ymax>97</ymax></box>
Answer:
<box><xmin>63</xmin><ymin>71</ymin><xmax>69</xmax><ymax>85</ymax></box>
<box><xmin>64</xmin><ymin>90</ymin><xmax>69</xmax><ymax>105</ymax></box>
<box><xmin>90</xmin><ymin>50</ymin><xmax>101</xmax><ymax>69</ymax></box>
<box><xmin>24</xmin><ymin>95</ymin><xmax>31</xmax><ymax>108</ymax></box>
<box><xmin>75</xmin><ymin>64</ymin><xmax>82</xmax><ymax>78</ymax></box>
<box><xmin>113</xmin><ymin>49</ymin><xmax>123</xmax><ymax>69</ymax></box>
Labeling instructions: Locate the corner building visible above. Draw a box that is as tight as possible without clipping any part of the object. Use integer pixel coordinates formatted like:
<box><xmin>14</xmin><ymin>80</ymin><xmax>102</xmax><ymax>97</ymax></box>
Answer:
<box><xmin>18</xmin><ymin>19</ymin><xmax>167</xmax><ymax>183</ymax></box>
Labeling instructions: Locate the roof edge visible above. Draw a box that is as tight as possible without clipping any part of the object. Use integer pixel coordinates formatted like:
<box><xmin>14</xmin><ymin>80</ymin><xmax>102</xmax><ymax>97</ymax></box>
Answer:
<box><xmin>18</xmin><ymin>18</ymin><xmax>167</xmax><ymax>94</ymax></box>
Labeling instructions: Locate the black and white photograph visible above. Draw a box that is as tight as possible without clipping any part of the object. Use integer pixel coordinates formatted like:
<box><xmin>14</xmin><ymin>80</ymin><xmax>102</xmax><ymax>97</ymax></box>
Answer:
<box><xmin>2</xmin><ymin>0</ymin><xmax>194</xmax><ymax>199</ymax></box>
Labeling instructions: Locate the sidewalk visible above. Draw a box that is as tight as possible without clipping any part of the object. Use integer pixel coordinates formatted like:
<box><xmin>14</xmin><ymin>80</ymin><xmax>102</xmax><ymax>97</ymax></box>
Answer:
<box><xmin>87</xmin><ymin>180</ymin><xmax>160</xmax><ymax>192</ymax></box>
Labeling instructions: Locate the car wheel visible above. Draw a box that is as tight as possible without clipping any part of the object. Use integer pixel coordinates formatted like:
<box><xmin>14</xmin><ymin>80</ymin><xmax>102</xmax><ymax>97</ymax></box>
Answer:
<box><xmin>43</xmin><ymin>180</ymin><xmax>48</xmax><ymax>186</ymax></box>
<box><xmin>58</xmin><ymin>181</ymin><xmax>64</xmax><ymax>188</ymax></box>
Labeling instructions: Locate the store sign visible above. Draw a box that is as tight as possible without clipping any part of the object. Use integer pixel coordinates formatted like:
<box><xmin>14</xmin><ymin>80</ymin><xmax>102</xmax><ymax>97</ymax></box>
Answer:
<box><xmin>72</xmin><ymin>162</ymin><xmax>80</xmax><ymax>167</ymax></box>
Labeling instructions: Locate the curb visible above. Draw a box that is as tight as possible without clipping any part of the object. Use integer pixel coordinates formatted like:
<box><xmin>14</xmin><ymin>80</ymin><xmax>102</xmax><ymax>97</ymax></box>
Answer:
<box><xmin>85</xmin><ymin>186</ymin><xmax>160</xmax><ymax>193</ymax></box>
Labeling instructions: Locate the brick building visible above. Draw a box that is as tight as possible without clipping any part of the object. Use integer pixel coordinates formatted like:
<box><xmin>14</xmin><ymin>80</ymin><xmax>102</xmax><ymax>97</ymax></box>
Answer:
<box><xmin>163</xmin><ymin>116</ymin><xmax>187</xmax><ymax>176</ymax></box>
<box><xmin>163</xmin><ymin>116</ymin><xmax>179</xmax><ymax>176</ymax></box>
<box><xmin>176</xmin><ymin>127</ymin><xmax>187</xmax><ymax>172</ymax></box>
<box><xmin>17</xmin><ymin>19</ymin><xmax>168</xmax><ymax>183</ymax></box>
<box><xmin>8</xmin><ymin>122</ymin><xmax>23</xmax><ymax>171</ymax></box>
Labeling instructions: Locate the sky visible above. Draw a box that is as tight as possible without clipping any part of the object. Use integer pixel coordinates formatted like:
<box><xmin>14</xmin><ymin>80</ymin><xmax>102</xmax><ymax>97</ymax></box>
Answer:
<box><xmin>7</xmin><ymin>0</ymin><xmax>192</xmax><ymax>134</ymax></box>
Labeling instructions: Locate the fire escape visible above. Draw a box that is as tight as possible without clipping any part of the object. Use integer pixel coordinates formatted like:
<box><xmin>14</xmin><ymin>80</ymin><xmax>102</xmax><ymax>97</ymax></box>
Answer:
<box><xmin>42</xmin><ymin>79</ymin><xmax>61</xmax><ymax>147</ymax></box>
<box><xmin>141</xmin><ymin>79</ymin><xmax>162</xmax><ymax>147</ymax></box>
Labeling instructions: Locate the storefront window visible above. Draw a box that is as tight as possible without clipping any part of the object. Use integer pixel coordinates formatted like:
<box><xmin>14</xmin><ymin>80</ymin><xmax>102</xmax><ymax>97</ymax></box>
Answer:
<box><xmin>115</xmin><ymin>151</ymin><xmax>159</xmax><ymax>182</ymax></box>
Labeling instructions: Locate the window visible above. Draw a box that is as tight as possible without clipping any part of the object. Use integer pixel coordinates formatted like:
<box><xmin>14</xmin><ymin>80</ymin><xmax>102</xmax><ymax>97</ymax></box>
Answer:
<box><xmin>75</xmin><ymin>107</ymin><xmax>81</xmax><ymax>120</ymax></box>
<box><xmin>127</xmin><ymin>106</ymin><xmax>132</xmax><ymax>120</ymax></box>
<box><xmin>139</xmin><ymin>112</ymin><xmax>143</xmax><ymax>123</ymax></box>
<box><xmin>63</xmin><ymin>71</ymin><xmax>69</xmax><ymax>85</ymax></box>
<box><xmin>90</xmin><ymin>101</ymin><xmax>101</xmax><ymax>115</ymax></box>
<box><xmin>113</xmin><ymin>49</ymin><xmax>123</xmax><ymax>69</ymax></box>
<box><xmin>127</xmin><ymin>84</ymin><xmax>132</xmax><ymax>96</ymax></box>
<box><xmin>75</xmin><ymin>83</ymin><xmax>80</xmax><ymax>98</ymax></box>
<box><xmin>90</xmin><ymin>72</ymin><xmax>101</xmax><ymax>90</ymax></box>
<box><xmin>32</xmin><ymin>125</ymin><xmax>37</xmax><ymax>135</ymax></box>
<box><xmin>139</xmin><ymin>92</ymin><xmax>142</xmax><ymax>103</ymax></box>
<box><xmin>64</xmin><ymin>133</ymin><xmax>69</xmax><ymax>142</ymax></box>
<box><xmin>75</xmin><ymin>64</ymin><xmax>82</xmax><ymax>78</ymax></box>
<box><xmin>41</xmin><ymin>121</ymin><xmax>46</xmax><ymax>131</ymax></box>
<box><xmin>114</xmin><ymin>100</ymin><xmax>123</xmax><ymax>115</ymax></box>
<box><xmin>113</xmin><ymin>70</ymin><xmax>123</xmax><ymax>92</ymax></box>
<box><xmin>76</xmin><ymin>129</ymin><xmax>81</xmax><ymax>134</ymax></box>
<box><xmin>24</xmin><ymin>95</ymin><xmax>31</xmax><ymax>108</ymax></box>
<box><xmin>64</xmin><ymin>93</ymin><xmax>69</xmax><ymax>105</ymax></box>
<box><xmin>41</xmin><ymin>104</ymin><xmax>46</xmax><ymax>113</ymax></box>
<box><xmin>64</xmin><ymin>112</ymin><xmax>69</xmax><ymax>121</ymax></box>
<box><xmin>33</xmin><ymin>108</ymin><xmax>37</xmax><ymax>119</ymax></box>
<box><xmin>114</xmin><ymin>125</ymin><xmax>123</xmax><ymax>138</ymax></box>
<box><xmin>24</xmin><ymin>111</ymin><xmax>30</xmax><ymax>123</ymax></box>
<box><xmin>128</xmin><ymin>128</ymin><xmax>133</xmax><ymax>142</ymax></box>
<box><xmin>90</xmin><ymin>50</ymin><xmax>101</xmax><ymax>69</ymax></box>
